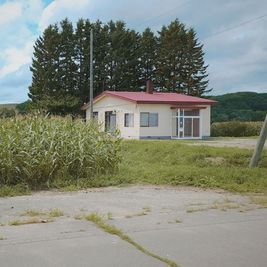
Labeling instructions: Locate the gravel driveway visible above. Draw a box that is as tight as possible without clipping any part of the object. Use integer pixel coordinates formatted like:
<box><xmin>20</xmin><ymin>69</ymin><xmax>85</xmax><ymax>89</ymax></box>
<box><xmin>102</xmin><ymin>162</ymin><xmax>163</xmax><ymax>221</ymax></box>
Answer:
<box><xmin>190</xmin><ymin>138</ymin><xmax>267</xmax><ymax>149</ymax></box>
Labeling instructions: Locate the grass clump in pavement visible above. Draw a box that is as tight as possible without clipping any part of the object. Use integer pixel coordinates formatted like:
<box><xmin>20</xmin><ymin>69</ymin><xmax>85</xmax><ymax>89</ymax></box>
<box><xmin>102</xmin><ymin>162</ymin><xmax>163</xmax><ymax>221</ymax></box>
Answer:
<box><xmin>20</xmin><ymin>208</ymin><xmax>64</xmax><ymax>218</ymax></box>
<box><xmin>85</xmin><ymin>213</ymin><xmax>179</xmax><ymax>267</ymax></box>
<box><xmin>8</xmin><ymin>218</ymin><xmax>53</xmax><ymax>226</ymax></box>
<box><xmin>48</xmin><ymin>208</ymin><xmax>64</xmax><ymax>218</ymax></box>
<box><xmin>20</xmin><ymin>209</ymin><xmax>45</xmax><ymax>217</ymax></box>
<box><xmin>0</xmin><ymin>234</ymin><xmax>5</xmax><ymax>240</ymax></box>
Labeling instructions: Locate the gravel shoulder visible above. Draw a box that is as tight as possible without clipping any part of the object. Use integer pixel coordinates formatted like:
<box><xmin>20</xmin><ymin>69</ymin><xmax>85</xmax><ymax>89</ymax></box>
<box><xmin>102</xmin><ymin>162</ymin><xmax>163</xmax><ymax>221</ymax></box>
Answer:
<box><xmin>188</xmin><ymin>138</ymin><xmax>267</xmax><ymax>149</ymax></box>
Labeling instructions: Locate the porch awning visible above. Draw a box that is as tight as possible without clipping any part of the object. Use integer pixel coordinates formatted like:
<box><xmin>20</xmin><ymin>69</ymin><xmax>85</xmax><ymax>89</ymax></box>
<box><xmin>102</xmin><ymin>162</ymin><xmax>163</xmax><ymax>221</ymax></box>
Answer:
<box><xmin>170</xmin><ymin>106</ymin><xmax>207</xmax><ymax>109</ymax></box>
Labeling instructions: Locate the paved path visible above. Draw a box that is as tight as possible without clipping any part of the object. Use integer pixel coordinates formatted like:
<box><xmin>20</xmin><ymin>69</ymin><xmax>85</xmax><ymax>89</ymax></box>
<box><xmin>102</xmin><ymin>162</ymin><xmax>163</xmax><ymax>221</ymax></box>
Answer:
<box><xmin>1</xmin><ymin>186</ymin><xmax>267</xmax><ymax>267</ymax></box>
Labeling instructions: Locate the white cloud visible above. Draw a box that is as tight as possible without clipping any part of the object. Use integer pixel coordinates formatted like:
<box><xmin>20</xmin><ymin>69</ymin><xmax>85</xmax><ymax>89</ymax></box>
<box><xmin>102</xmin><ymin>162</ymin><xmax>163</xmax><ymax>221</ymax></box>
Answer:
<box><xmin>0</xmin><ymin>1</ymin><xmax>22</xmax><ymax>26</ymax></box>
<box><xmin>39</xmin><ymin>0</ymin><xmax>92</xmax><ymax>30</ymax></box>
<box><xmin>0</xmin><ymin>41</ymin><xmax>34</xmax><ymax>79</ymax></box>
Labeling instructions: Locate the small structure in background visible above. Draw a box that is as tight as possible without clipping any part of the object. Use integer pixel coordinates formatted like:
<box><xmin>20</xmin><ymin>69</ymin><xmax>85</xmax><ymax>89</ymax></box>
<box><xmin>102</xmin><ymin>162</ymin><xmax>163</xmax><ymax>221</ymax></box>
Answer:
<box><xmin>250</xmin><ymin>114</ymin><xmax>267</xmax><ymax>168</ymax></box>
<box><xmin>82</xmin><ymin>81</ymin><xmax>217</xmax><ymax>140</ymax></box>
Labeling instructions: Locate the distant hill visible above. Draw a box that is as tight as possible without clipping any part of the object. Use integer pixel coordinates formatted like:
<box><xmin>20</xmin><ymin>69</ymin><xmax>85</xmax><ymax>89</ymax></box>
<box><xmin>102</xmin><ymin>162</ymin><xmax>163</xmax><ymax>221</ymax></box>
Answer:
<box><xmin>210</xmin><ymin>92</ymin><xmax>267</xmax><ymax>122</ymax></box>
<box><xmin>0</xmin><ymin>103</ymin><xmax>18</xmax><ymax>110</ymax></box>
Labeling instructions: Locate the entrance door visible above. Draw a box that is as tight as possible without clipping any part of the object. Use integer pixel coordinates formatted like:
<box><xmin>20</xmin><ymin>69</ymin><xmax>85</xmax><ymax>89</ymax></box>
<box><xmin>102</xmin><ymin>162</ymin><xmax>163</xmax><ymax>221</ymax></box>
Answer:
<box><xmin>172</xmin><ymin>109</ymin><xmax>200</xmax><ymax>139</ymax></box>
<box><xmin>183</xmin><ymin>117</ymin><xmax>200</xmax><ymax>138</ymax></box>
<box><xmin>105</xmin><ymin>111</ymin><xmax>116</xmax><ymax>133</ymax></box>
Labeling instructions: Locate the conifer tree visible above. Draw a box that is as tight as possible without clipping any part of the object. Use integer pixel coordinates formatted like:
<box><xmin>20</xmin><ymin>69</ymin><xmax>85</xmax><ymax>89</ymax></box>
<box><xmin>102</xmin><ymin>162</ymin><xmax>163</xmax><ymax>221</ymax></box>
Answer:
<box><xmin>156</xmin><ymin>20</ymin><xmax>188</xmax><ymax>92</ymax></box>
<box><xmin>139</xmin><ymin>28</ymin><xmax>157</xmax><ymax>83</ymax></box>
<box><xmin>183</xmin><ymin>28</ymin><xmax>210</xmax><ymax>96</ymax></box>
<box><xmin>75</xmin><ymin>19</ymin><xmax>91</xmax><ymax>103</ymax></box>
<box><xmin>29</xmin><ymin>24</ymin><xmax>61</xmax><ymax>106</ymax></box>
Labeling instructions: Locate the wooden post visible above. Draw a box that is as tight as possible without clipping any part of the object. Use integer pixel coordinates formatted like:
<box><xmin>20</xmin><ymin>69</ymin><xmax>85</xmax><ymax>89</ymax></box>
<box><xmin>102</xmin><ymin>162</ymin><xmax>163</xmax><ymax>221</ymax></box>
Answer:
<box><xmin>249</xmin><ymin>114</ymin><xmax>267</xmax><ymax>168</ymax></box>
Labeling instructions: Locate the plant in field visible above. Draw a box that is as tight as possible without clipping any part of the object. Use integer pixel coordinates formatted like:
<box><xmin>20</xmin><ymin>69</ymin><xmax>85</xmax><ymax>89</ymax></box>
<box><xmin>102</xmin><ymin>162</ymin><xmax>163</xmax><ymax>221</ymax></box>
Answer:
<box><xmin>0</xmin><ymin>116</ymin><xmax>121</xmax><ymax>189</ymax></box>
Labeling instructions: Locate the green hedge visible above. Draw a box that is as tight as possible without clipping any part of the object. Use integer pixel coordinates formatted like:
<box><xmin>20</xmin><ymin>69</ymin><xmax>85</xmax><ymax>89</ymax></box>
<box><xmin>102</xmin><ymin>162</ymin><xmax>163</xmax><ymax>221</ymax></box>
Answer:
<box><xmin>211</xmin><ymin>121</ymin><xmax>263</xmax><ymax>137</ymax></box>
<box><xmin>0</xmin><ymin>116</ymin><xmax>121</xmax><ymax>188</ymax></box>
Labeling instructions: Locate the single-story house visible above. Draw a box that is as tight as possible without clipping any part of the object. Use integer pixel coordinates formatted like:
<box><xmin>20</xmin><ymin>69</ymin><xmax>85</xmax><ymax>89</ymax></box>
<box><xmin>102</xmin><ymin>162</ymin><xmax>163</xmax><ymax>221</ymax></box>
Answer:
<box><xmin>82</xmin><ymin>81</ymin><xmax>217</xmax><ymax>139</ymax></box>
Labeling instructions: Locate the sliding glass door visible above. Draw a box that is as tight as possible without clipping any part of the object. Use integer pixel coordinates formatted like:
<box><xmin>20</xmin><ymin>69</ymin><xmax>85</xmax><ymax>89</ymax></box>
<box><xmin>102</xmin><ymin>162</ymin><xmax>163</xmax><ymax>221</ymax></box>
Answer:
<box><xmin>172</xmin><ymin>109</ymin><xmax>201</xmax><ymax>139</ymax></box>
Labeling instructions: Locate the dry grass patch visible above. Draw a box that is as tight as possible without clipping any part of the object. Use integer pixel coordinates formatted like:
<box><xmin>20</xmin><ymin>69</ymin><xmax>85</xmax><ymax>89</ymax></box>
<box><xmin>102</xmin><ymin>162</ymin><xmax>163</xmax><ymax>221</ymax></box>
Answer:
<box><xmin>8</xmin><ymin>218</ymin><xmax>53</xmax><ymax>226</ymax></box>
<box><xmin>250</xmin><ymin>196</ymin><xmax>267</xmax><ymax>208</ymax></box>
<box><xmin>48</xmin><ymin>208</ymin><xmax>64</xmax><ymax>218</ymax></box>
<box><xmin>20</xmin><ymin>209</ymin><xmax>45</xmax><ymax>217</ymax></box>
<box><xmin>187</xmin><ymin>198</ymin><xmax>246</xmax><ymax>213</ymax></box>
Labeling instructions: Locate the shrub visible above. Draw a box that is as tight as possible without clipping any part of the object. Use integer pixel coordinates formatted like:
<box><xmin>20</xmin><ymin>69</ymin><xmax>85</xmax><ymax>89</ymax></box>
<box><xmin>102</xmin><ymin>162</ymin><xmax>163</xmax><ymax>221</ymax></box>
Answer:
<box><xmin>0</xmin><ymin>116</ymin><xmax>121</xmax><ymax>189</ymax></box>
<box><xmin>211</xmin><ymin>121</ymin><xmax>263</xmax><ymax>137</ymax></box>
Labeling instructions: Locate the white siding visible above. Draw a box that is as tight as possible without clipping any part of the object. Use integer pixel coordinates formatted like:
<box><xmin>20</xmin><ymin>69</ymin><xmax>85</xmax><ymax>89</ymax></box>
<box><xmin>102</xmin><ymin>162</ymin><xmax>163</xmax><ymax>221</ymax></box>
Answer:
<box><xmin>138</xmin><ymin>104</ymin><xmax>172</xmax><ymax>138</ymax></box>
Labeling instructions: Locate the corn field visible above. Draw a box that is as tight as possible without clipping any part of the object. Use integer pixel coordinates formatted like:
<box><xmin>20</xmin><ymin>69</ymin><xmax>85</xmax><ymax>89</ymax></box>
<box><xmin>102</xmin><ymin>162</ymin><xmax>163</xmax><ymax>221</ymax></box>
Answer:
<box><xmin>0</xmin><ymin>116</ymin><xmax>121</xmax><ymax>188</ymax></box>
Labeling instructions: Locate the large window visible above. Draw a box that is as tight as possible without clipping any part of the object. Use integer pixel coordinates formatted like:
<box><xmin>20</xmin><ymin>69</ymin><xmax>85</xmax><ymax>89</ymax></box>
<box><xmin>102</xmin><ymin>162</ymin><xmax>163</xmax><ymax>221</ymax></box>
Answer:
<box><xmin>140</xmin><ymin>112</ymin><xmax>158</xmax><ymax>127</ymax></box>
<box><xmin>124</xmin><ymin>113</ymin><xmax>134</xmax><ymax>127</ymax></box>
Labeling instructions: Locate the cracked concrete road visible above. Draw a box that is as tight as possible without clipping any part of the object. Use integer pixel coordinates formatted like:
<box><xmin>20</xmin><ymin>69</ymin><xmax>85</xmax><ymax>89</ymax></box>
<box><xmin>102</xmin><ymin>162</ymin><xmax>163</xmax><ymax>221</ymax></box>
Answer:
<box><xmin>1</xmin><ymin>186</ymin><xmax>267</xmax><ymax>267</ymax></box>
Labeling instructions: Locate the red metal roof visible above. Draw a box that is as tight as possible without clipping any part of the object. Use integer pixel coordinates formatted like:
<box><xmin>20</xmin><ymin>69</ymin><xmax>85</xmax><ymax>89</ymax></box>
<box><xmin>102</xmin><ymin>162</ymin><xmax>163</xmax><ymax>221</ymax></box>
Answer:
<box><xmin>94</xmin><ymin>91</ymin><xmax>217</xmax><ymax>105</ymax></box>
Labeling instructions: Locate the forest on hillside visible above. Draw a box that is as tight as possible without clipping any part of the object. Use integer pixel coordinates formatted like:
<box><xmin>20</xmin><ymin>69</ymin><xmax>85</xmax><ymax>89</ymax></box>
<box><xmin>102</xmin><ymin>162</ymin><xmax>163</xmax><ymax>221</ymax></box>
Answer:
<box><xmin>210</xmin><ymin>92</ymin><xmax>267</xmax><ymax>122</ymax></box>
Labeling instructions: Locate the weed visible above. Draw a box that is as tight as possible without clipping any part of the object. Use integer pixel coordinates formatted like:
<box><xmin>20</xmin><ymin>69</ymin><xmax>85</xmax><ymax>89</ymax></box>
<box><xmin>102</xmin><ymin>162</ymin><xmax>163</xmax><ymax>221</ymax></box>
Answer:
<box><xmin>0</xmin><ymin>234</ymin><xmax>5</xmax><ymax>240</ymax></box>
<box><xmin>48</xmin><ymin>209</ymin><xmax>64</xmax><ymax>218</ymax></box>
<box><xmin>8</xmin><ymin>218</ymin><xmax>53</xmax><ymax>226</ymax></box>
<box><xmin>143</xmin><ymin>207</ymin><xmax>152</xmax><ymax>213</ymax></box>
<box><xmin>20</xmin><ymin>209</ymin><xmax>44</xmax><ymax>217</ymax></box>
<box><xmin>107</xmin><ymin>212</ymin><xmax>113</xmax><ymax>220</ymax></box>
<box><xmin>85</xmin><ymin>213</ymin><xmax>179</xmax><ymax>267</ymax></box>
<box><xmin>186</xmin><ymin>207</ymin><xmax>207</xmax><ymax>213</ymax></box>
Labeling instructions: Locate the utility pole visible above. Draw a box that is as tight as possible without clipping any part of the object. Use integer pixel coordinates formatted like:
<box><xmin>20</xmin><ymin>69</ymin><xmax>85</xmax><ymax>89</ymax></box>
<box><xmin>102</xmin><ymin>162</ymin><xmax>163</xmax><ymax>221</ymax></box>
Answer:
<box><xmin>89</xmin><ymin>28</ymin><xmax>93</xmax><ymax>119</ymax></box>
<box><xmin>249</xmin><ymin>114</ymin><xmax>267</xmax><ymax>168</ymax></box>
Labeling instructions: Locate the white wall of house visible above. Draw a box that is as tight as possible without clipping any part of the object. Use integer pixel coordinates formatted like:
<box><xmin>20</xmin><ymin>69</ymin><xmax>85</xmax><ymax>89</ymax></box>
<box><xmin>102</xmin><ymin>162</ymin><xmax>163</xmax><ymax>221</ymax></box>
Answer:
<box><xmin>138</xmin><ymin>104</ymin><xmax>172</xmax><ymax>138</ymax></box>
<box><xmin>201</xmin><ymin>106</ymin><xmax>211</xmax><ymax>137</ymax></box>
<box><xmin>90</xmin><ymin>96</ymin><xmax>140</xmax><ymax>139</ymax></box>
<box><xmin>87</xmin><ymin>95</ymin><xmax>212</xmax><ymax>139</ymax></box>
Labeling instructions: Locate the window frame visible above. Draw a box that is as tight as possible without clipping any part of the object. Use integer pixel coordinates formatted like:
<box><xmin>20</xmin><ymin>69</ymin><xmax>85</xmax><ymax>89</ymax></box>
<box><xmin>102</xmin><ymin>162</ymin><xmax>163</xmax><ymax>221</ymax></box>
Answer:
<box><xmin>124</xmin><ymin>113</ymin><xmax>134</xmax><ymax>127</ymax></box>
<box><xmin>140</xmin><ymin>112</ymin><xmax>158</xmax><ymax>127</ymax></box>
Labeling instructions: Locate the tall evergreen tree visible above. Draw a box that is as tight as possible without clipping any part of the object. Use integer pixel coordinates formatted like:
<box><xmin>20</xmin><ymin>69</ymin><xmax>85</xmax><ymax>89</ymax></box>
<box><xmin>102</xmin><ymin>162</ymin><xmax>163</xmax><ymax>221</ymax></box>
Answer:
<box><xmin>156</xmin><ymin>20</ymin><xmax>188</xmax><ymax>92</ymax></box>
<box><xmin>183</xmin><ymin>28</ymin><xmax>210</xmax><ymax>96</ymax></box>
<box><xmin>75</xmin><ymin>19</ymin><xmax>91</xmax><ymax>103</ymax></box>
<box><xmin>29</xmin><ymin>24</ymin><xmax>61</xmax><ymax>106</ymax></box>
<box><xmin>139</xmin><ymin>28</ymin><xmax>157</xmax><ymax>83</ymax></box>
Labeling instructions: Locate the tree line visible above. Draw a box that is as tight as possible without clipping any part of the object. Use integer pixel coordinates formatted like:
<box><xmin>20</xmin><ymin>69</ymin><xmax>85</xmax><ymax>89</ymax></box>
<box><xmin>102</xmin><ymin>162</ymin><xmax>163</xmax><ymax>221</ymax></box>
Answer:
<box><xmin>29</xmin><ymin>18</ymin><xmax>210</xmax><ymax>115</ymax></box>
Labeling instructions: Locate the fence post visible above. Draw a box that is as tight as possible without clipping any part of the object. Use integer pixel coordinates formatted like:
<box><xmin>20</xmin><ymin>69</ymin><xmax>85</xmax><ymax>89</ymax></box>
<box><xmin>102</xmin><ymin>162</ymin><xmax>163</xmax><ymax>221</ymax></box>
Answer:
<box><xmin>249</xmin><ymin>114</ymin><xmax>267</xmax><ymax>168</ymax></box>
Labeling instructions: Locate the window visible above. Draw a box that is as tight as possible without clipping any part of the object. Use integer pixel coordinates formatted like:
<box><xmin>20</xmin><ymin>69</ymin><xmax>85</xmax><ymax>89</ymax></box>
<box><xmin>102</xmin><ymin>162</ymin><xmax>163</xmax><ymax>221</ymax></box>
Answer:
<box><xmin>124</xmin><ymin>113</ymin><xmax>134</xmax><ymax>127</ymax></box>
<box><xmin>140</xmin><ymin>112</ymin><xmax>158</xmax><ymax>127</ymax></box>
<box><xmin>184</xmin><ymin>109</ymin><xmax>199</xmax><ymax>116</ymax></box>
<box><xmin>93</xmin><ymin>112</ymin><xmax>98</xmax><ymax>120</ymax></box>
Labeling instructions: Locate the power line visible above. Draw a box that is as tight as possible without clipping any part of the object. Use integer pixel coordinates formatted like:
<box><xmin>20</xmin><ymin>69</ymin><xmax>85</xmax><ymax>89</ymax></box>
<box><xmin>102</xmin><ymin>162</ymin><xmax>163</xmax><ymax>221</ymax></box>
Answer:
<box><xmin>203</xmin><ymin>13</ymin><xmax>267</xmax><ymax>41</ymax></box>
<box><xmin>132</xmin><ymin>0</ymin><xmax>192</xmax><ymax>29</ymax></box>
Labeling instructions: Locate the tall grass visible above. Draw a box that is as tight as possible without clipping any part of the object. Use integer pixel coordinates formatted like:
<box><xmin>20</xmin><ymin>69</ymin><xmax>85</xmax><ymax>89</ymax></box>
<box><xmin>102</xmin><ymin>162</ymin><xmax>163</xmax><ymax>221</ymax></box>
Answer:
<box><xmin>0</xmin><ymin>116</ymin><xmax>121</xmax><ymax>189</ymax></box>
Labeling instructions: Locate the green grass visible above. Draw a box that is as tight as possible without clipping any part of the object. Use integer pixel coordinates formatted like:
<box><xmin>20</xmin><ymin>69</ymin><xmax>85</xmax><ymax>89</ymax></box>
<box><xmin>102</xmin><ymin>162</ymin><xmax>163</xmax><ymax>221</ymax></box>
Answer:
<box><xmin>85</xmin><ymin>213</ymin><xmax>179</xmax><ymax>267</ymax></box>
<box><xmin>0</xmin><ymin>184</ymin><xmax>31</xmax><ymax>197</ymax></box>
<box><xmin>90</xmin><ymin>140</ymin><xmax>267</xmax><ymax>194</ymax></box>
<box><xmin>1</xmin><ymin>140</ymin><xmax>267</xmax><ymax>197</ymax></box>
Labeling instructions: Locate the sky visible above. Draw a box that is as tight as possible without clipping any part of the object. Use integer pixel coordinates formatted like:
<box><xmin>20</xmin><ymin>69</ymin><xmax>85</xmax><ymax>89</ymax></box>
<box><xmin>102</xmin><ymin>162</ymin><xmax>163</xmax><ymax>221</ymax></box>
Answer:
<box><xmin>0</xmin><ymin>0</ymin><xmax>266</xmax><ymax>104</ymax></box>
